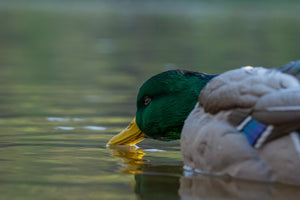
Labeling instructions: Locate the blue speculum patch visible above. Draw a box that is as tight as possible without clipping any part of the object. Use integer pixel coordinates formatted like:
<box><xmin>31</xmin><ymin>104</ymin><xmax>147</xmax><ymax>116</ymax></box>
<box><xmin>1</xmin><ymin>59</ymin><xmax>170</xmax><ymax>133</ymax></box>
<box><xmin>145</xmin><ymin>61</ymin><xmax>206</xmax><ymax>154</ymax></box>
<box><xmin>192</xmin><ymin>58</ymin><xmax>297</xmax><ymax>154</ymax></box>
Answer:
<box><xmin>241</xmin><ymin>119</ymin><xmax>267</xmax><ymax>146</ymax></box>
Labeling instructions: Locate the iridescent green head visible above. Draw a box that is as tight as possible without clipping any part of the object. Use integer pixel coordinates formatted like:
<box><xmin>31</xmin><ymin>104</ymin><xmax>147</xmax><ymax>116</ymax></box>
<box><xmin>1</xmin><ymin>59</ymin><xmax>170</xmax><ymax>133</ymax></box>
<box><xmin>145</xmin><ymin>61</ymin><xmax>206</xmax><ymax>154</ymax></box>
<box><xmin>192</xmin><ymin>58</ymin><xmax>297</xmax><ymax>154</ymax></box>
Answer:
<box><xmin>107</xmin><ymin>70</ymin><xmax>216</xmax><ymax>146</ymax></box>
<box><xmin>135</xmin><ymin>70</ymin><xmax>215</xmax><ymax>140</ymax></box>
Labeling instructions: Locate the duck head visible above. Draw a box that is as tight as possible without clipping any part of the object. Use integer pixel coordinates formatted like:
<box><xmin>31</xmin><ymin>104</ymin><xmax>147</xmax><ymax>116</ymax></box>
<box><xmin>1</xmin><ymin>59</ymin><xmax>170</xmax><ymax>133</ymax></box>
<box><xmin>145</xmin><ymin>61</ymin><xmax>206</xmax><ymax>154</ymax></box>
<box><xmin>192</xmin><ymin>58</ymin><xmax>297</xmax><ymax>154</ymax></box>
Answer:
<box><xmin>107</xmin><ymin>70</ymin><xmax>216</xmax><ymax>145</ymax></box>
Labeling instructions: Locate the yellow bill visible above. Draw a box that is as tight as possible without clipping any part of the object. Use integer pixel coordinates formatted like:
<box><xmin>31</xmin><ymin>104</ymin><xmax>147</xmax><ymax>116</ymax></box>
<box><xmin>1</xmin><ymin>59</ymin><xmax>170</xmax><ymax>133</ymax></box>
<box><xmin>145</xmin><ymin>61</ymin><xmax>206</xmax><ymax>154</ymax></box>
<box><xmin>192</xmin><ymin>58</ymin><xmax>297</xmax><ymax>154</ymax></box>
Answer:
<box><xmin>106</xmin><ymin>117</ymin><xmax>146</xmax><ymax>146</ymax></box>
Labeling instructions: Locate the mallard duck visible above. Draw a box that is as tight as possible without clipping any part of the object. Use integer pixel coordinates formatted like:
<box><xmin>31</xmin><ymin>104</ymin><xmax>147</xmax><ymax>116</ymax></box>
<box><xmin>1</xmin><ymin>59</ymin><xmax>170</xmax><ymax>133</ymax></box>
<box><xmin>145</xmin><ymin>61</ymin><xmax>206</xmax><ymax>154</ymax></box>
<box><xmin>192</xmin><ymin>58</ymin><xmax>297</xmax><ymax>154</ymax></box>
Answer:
<box><xmin>107</xmin><ymin>60</ymin><xmax>300</xmax><ymax>186</ymax></box>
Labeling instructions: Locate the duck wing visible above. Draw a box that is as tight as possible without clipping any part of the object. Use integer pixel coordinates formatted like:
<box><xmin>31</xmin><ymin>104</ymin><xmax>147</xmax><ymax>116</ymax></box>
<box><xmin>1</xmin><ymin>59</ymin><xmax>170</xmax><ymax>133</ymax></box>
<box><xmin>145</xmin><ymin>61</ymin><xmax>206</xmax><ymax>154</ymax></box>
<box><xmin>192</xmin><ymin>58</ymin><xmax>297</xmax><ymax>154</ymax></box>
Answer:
<box><xmin>251</xmin><ymin>89</ymin><xmax>300</xmax><ymax>145</ymax></box>
<box><xmin>199</xmin><ymin>66</ymin><xmax>300</xmax><ymax>147</ymax></box>
<box><xmin>199</xmin><ymin>67</ymin><xmax>299</xmax><ymax>114</ymax></box>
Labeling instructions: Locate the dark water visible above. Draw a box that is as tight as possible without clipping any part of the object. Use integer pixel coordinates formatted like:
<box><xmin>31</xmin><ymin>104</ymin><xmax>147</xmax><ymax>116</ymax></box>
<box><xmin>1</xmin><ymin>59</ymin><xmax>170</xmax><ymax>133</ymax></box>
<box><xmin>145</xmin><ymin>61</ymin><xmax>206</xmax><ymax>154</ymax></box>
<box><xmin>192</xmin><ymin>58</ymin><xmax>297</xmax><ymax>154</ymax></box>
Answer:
<box><xmin>0</xmin><ymin>1</ymin><xmax>300</xmax><ymax>199</ymax></box>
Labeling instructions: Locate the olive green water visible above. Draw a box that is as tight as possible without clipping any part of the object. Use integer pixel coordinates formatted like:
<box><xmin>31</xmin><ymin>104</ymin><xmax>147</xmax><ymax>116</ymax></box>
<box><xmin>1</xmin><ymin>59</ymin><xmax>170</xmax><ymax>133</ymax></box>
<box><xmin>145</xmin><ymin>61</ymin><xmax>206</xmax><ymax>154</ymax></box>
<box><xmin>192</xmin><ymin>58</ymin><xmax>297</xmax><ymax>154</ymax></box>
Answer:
<box><xmin>0</xmin><ymin>1</ymin><xmax>300</xmax><ymax>200</ymax></box>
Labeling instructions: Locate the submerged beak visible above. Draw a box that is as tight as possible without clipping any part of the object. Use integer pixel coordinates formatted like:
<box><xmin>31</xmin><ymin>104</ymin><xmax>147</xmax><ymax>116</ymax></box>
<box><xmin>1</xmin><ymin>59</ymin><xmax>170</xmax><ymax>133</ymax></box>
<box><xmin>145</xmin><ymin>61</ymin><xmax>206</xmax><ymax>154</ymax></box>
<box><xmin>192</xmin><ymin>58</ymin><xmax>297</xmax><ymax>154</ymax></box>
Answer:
<box><xmin>106</xmin><ymin>117</ymin><xmax>146</xmax><ymax>146</ymax></box>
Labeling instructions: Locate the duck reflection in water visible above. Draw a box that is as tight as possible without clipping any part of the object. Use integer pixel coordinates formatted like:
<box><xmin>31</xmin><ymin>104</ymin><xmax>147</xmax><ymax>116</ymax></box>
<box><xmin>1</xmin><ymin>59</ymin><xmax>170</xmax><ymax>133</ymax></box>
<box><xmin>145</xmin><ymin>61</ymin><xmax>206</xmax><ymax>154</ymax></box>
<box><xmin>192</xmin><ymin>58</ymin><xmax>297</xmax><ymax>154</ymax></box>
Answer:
<box><xmin>108</xmin><ymin>145</ymin><xmax>181</xmax><ymax>199</ymax></box>
<box><xmin>108</xmin><ymin>145</ymin><xmax>149</xmax><ymax>174</ymax></box>
<box><xmin>108</xmin><ymin>146</ymin><xmax>300</xmax><ymax>200</ymax></box>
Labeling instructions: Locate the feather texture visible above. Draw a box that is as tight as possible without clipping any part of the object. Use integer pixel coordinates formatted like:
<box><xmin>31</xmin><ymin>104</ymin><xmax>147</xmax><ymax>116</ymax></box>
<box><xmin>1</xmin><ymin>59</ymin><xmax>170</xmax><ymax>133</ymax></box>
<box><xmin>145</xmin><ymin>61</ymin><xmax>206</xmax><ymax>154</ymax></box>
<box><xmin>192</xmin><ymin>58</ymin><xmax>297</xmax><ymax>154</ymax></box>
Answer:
<box><xmin>182</xmin><ymin>65</ymin><xmax>300</xmax><ymax>186</ymax></box>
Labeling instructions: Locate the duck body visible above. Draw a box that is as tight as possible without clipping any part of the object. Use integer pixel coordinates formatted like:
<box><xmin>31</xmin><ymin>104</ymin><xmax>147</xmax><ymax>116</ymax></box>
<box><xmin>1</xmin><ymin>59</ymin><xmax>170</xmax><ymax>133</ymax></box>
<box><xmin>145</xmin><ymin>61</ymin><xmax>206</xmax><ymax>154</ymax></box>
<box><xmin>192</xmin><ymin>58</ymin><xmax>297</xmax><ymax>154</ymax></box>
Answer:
<box><xmin>107</xmin><ymin>60</ymin><xmax>300</xmax><ymax>186</ymax></box>
<box><xmin>182</xmin><ymin>66</ymin><xmax>300</xmax><ymax>185</ymax></box>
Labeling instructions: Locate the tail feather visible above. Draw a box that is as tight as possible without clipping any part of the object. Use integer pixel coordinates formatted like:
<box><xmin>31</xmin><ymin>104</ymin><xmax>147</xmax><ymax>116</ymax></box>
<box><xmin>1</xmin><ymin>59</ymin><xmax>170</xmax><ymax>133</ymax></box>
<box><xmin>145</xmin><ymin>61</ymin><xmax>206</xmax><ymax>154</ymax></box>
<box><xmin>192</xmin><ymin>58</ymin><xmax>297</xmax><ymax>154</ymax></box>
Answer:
<box><xmin>275</xmin><ymin>60</ymin><xmax>300</xmax><ymax>80</ymax></box>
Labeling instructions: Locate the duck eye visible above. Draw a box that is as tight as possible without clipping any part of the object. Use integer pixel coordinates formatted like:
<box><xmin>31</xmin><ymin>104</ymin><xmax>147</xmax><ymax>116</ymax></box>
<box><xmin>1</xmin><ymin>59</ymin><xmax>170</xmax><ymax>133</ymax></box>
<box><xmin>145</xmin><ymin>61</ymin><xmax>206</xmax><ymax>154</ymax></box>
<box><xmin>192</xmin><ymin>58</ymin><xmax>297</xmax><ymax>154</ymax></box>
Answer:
<box><xmin>144</xmin><ymin>97</ymin><xmax>151</xmax><ymax>106</ymax></box>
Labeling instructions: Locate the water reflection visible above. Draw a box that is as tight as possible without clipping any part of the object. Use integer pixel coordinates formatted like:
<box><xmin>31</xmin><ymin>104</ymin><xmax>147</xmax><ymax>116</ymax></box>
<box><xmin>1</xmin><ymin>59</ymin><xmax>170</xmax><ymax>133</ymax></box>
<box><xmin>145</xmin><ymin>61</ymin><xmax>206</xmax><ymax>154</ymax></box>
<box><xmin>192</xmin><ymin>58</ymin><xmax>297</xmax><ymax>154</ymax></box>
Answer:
<box><xmin>108</xmin><ymin>145</ymin><xmax>181</xmax><ymax>199</ymax></box>
<box><xmin>108</xmin><ymin>145</ymin><xmax>149</xmax><ymax>174</ymax></box>
<box><xmin>179</xmin><ymin>175</ymin><xmax>300</xmax><ymax>200</ymax></box>
<box><xmin>108</xmin><ymin>146</ymin><xmax>300</xmax><ymax>200</ymax></box>
<box><xmin>135</xmin><ymin>174</ymin><xmax>180</xmax><ymax>200</ymax></box>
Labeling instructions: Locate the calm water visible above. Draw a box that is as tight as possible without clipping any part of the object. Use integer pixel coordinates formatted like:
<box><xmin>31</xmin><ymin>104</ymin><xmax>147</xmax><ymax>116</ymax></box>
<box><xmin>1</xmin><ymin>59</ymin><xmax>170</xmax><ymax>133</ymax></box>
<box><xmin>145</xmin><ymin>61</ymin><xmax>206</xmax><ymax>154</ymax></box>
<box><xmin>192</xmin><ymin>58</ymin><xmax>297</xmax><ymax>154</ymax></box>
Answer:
<box><xmin>1</xmin><ymin>1</ymin><xmax>300</xmax><ymax>199</ymax></box>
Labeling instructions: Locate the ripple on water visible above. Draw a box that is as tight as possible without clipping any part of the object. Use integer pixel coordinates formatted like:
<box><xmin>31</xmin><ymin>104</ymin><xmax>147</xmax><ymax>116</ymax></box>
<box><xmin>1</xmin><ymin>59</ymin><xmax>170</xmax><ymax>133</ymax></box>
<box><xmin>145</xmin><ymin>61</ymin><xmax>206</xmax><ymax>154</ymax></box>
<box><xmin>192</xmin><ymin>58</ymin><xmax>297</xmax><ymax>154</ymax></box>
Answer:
<box><xmin>145</xmin><ymin>149</ymin><xmax>166</xmax><ymax>152</ymax></box>
<box><xmin>54</xmin><ymin>126</ymin><xmax>75</xmax><ymax>130</ymax></box>
<box><xmin>46</xmin><ymin>117</ymin><xmax>70</xmax><ymax>122</ymax></box>
<box><xmin>83</xmin><ymin>126</ymin><xmax>106</xmax><ymax>131</ymax></box>
<box><xmin>46</xmin><ymin>117</ymin><xmax>85</xmax><ymax>122</ymax></box>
